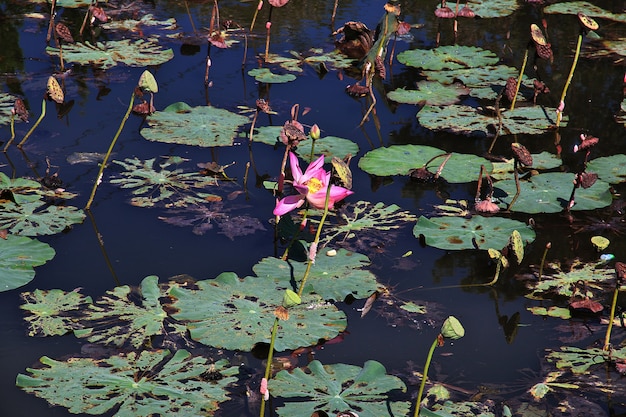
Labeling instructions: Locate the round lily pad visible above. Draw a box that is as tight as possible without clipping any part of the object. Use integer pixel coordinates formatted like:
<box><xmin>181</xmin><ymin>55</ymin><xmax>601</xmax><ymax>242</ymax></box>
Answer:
<box><xmin>413</xmin><ymin>215</ymin><xmax>536</xmax><ymax>251</ymax></box>
<box><xmin>397</xmin><ymin>46</ymin><xmax>499</xmax><ymax>71</ymax></box>
<box><xmin>248</xmin><ymin>68</ymin><xmax>296</xmax><ymax>83</ymax></box>
<box><xmin>358</xmin><ymin>145</ymin><xmax>492</xmax><ymax>184</ymax></box>
<box><xmin>387</xmin><ymin>82</ymin><xmax>470</xmax><ymax>106</ymax></box>
<box><xmin>0</xmin><ymin>235</ymin><xmax>55</xmax><ymax>292</ymax></box>
<box><xmin>544</xmin><ymin>2</ymin><xmax>626</xmax><ymax>24</ymax></box>
<box><xmin>586</xmin><ymin>154</ymin><xmax>626</xmax><ymax>184</ymax></box>
<box><xmin>295</xmin><ymin>136</ymin><xmax>359</xmax><ymax>163</ymax></box>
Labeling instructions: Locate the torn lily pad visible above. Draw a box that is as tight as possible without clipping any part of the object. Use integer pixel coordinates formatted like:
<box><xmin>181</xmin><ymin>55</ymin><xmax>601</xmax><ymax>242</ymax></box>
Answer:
<box><xmin>270</xmin><ymin>360</ymin><xmax>410</xmax><ymax>417</ymax></box>
<box><xmin>413</xmin><ymin>215</ymin><xmax>535</xmax><ymax>251</ymax></box>
<box><xmin>248</xmin><ymin>68</ymin><xmax>296</xmax><ymax>83</ymax></box>
<box><xmin>16</xmin><ymin>350</ymin><xmax>238</xmax><ymax>416</ymax></box>
<box><xmin>418</xmin><ymin>105</ymin><xmax>566</xmax><ymax>136</ymax></box>
<box><xmin>387</xmin><ymin>81</ymin><xmax>470</xmax><ymax>106</ymax></box>
<box><xmin>0</xmin><ymin>235</ymin><xmax>55</xmax><ymax>292</ymax></box>
<box><xmin>168</xmin><ymin>272</ymin><xmax>347</xmax><ymax>351</ymax></box>
<box><xmin>45</xmin><ymin>38</ymin><xmax>174</xmax><ymax>69</ymax></box>
<box><xmin>0</xmin><ymin>172</ymin><xmax>43</xmax><ymax>204</ymax></box>
<box><xmin>21</xmin><ymin>289</ymin><xmax>92</xmax><ymax>336</ymax></box>
<box><xmin>358</xmin><ymin>145</ymin><xmax>492</xmax><ymax>183</ymax></box>
<box><xmin>252</xmin><ymin>249</ymin><xmax>379</xmax><ymax>302</ymax></box>
<box><xmin>527</xmin><ymin>306</ymin><xmax>571</xmax><ymax>320</ymax></box>
<box><xmin>141</xmin><ymin>102</ymin><xmax>249</xmax><ymax>147</ymax></box>
<box><xmin>0</xmin><ymin>201</ymin><xmax>85</xmax><ymax>236</ymax></box>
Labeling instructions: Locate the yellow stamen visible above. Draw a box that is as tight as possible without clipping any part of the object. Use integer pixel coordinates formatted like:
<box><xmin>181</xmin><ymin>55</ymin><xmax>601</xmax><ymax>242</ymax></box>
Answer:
<box><xmin>306</xmin><ymin>178</ymin><xmax>323</xmax><ymax>194</ymax></box>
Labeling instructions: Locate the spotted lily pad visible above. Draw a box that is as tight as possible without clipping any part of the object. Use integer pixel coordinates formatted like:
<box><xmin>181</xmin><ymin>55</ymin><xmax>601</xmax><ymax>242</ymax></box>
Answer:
<box><xmin>418</xmin><ymin>105</ymin><xmax>566</xmax><ymax>136</ymax></box>
<box><xmin>586</xmin><ymin>155</ymin><xmax>626</xmax><ymax>184</ymax></box>
<box><xmin>16</xmin><ymin>350</ymin><xmax>238</xmax><ymax>416</ymax></box>
<box><xmin>252</xmin><ymin>249</ymin><xmax>379</xmax><ymax>302</ymax></box>
<box><xmin>169</xmin><ymin>272</ymin><xmax>347</xmax><ymax>351</ymax></box>
<box><xmin>248</xmin><ymin>68</ymin><xmax>296</xmax><ymax>83</ymax></box>
<box><xmin>141</xmin><ymin>102</ymin><xmax>249</xmax><ymax>147</ymax></box>
<box><xmin>101</xmin><ymin>14</ymin><xmax>178</xmax><ymax>35</ymax></box>
<box><xmin>413</xmin><ymin>215</ymin><xmax>536</xmax><ymax>251</ymax></box>
<box><xmin>270</xmin><ymin>360</ymin><xmax>410</xmax><ymax>417</ymax></box>
<box><xmin>397</xmin><ymin>46</ymin><xmax>499</xmax><ymax>71</ymax></box>
<box><xmin>494</xmin><ymin>172</ymin><xmax>612</xmax><ymax>213</ymax></box>
<box><xmin>546</xmin><ymin>346</ymin><xmax>613</xmax><ymax>374</ymax></box>
<box><xmin>387</xmin><ymin>82</ymin><xmax>470</xmax><ymax>106</ymax></box>
<box><xmin>45</xmin><ymin>39</ymin><xmax>174</xmax><ymax>70</ymax></box>
<box><xmin>524</xmin><ymin>260</ymin><xmax>615</xmax><ymax>299</ymax></box>
<box><xmin>544</xmin><ymin>2</ymin><xmax>626</xmax><ymax>24</ymax></box>
<box><xmin>358</xmin><ymin>145</ymin><xmax>492</xmax><ymax>183</ymax></box>
<box><xmin>0</xmin><ymin>201</ymin><xmax>85</xmax><ymax>236</ymax></box>
<box><xmin>0</xmin><ymin>235</ymin><xmax>55</xmax><ymax>292</ymax></box>
<box><xmin>20</xmin><ymin>289</ymin><xmax>93</xmax><ymax>336</ymax></box>
<box><xmin>74</xmin><ymin>276</ymin><xmax>173</xmax><ymax>348</ymax></box>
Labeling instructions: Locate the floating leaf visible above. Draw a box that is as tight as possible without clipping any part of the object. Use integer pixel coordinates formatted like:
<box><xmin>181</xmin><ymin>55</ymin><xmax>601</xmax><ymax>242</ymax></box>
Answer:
<box><xmin>387</xmin><ymin>82</ymin><xmax>469</xmax><ymax>106</ymax></box>
<box><xmin>586</xmin><ymin>154</ymin><xmax>626</xmax><ymax>184</ymax></box>
<box><xmin>46</xmin><ymin>39</ymin><xmax>174</xmax><ymax>69</ymax></box>
<box><xmin>141</xmin><ymin>102</ymin><xmax>249</xmax><ymax>147</ymax></box>
<box><xmin>591</xmin><ymin>236</ymin><xmax>610</xmax><ymax>251</ymax></box>
<box><xmin>0</xmin><ymin>92</ymin><xmax>18</xmax><ymax>125</ymax></box>
<box><xmin>422</xmin><ymin>400</ymin><xmax>497</xmax><ymax>417</ymax></box>
<box><xmin>397</xmin><ymin>46</ymin><xmax>499</xmax><ymax>71</ymax></box>
<box><xmin>110</xmin><ymin>156</ymin><xmax>219</xmax><ymax>207</ymax></box>
<box><xmin>0</xmin><ymin>235</ymin><xmax>55</xmax><ymax>292</ymax></box>
<box><xmin>359</xmin><ymin>145</ymin><xmax>492</xmax><ymax>183</ymax></box>
<box><xmin>527</xmin><ymin>306</ymin><xmax>571</xmax><ymax>319</ymax></box>
<box><xmin>169</xmin><ymin>272</ymin><xmax>347</xmax><ymax>351</ymax></box>
<box><xmin>101</xmin><ymin>13</ymin><xmax>179</xmax><ymax>35</ymax></box>
<box><xmin>75</xmin><ymin>276</ymin><xmax>172</xmax><ymax>348</ymax></box>
<box><xmin>270</xmin><ymin>360</ymin><xmax>410</xmax><ymax>417</ymax></box>
<box><xmin>248</xmin><ymin>68</ymin><xmax>296</xmax><ymax>83</ymax></box>
<box><xmin>0</xmin><ymin>201</ymin><xmax>85</xmax><ymax>236</ymax></box>
<box><xmin>413</xmin><ymin>215</ymin><xmax>536</xmax><ymax>251</ymax></box>
<box><xmin>20</xmin><ymin>289</ymin><xmax>92</xmax><ymax>336</ymax></box>
<box><xmin>525</xmin><ymin>260</ymin><xmax>615</xmax><ymax>299</ymax></box>
<box><xmin>0</xmin><ymin>172</ymin><xmax>44</xmax><ymax>204</ymax></box>
<box><xmin>295</xmin><ymin>135</ymin><xmax>359</xmax><ymax>163</ymax></box>
<box><xmin>418</xmin><ymin>105</ymin><xmax>566</xmax><ymax>136</ymax></box>
<box><xmin>494</xmin><ymin>172</ymin><xmax>612</xmax><ymax>213</ymax></box>
<box><xmin>16</xmin><ymin>350</ymin><xmax>238</xmax><ymax>416</ymax></box>
<box><xmin>464</xmin><ymin>0</ymin><xmax>520</xmax><ymax>18</ymax></box>
<box><xmin>252</xmin><ymin>249</ymin><xmax>379</xmax><ymax>302</ymax></box>
<box><xmin>544</xmin><ymin>2</ymin><xmax>626</xmax><ymax>24</ymax></box>
<box><xmin>546</xmin><ymin>346</ymin><xmax>612</xmax><ymax>374</ymax></box>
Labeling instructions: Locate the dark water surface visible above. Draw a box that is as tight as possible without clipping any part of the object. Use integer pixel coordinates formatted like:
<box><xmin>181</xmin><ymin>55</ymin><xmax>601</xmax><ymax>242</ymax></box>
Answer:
<box><xmin>1</xmin><ymin>0</ymin><xmax>625</xmax><ymax>416</ymax></box>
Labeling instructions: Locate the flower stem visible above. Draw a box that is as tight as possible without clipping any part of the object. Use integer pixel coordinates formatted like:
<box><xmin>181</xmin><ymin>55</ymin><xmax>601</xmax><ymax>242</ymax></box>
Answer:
<box><xmin>17</xmin><ymin>99</ymin><xmax>46</xmax><ymax>149</ymax></box>
<box><xmin>510</xmin><ymin>47</ymin><xmax>528</xmax><ymax>111</ymax></box>
<box><xmin>556</xmin><ymin>32</ymin><xmax>583</xmax><ymax>127</ymax></box>
<box><xmin>2</xmin><ymin>114</ymin><xmax>16</xmax><ymax>152</ymax></box>
<box><xmin>538</xmin><ymin>242</ymin><xmax>550</xmax><ymax>281</ymax></box>
<box><xmin>603</xmin><ymin>285</ymin><xmax>619</xmax><ymax>351</ymax></box>
<box><xmin>413</xmin><ymin>337</ymin><xmax>439</xmax><ymax>417</ymax></box>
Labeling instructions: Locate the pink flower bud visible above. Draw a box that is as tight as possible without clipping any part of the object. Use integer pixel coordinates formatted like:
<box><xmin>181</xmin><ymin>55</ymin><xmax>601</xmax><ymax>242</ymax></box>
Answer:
<box><xmin>266</xmin><ymin>21</ymin><xmax>272</xmax><ymax>30</ymax></box>
<box><xmin>257</xmin><ymin>0</ymin><xmax>263</xmax><ymax>10</ymax></box>
<box><xmin>310</xmin><ymin>124</ymin><xmax>320</xmax><ymax>140</ymax></box>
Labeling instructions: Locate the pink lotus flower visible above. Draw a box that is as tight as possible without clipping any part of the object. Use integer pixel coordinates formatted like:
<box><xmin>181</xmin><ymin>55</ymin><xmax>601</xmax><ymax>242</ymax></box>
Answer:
<box><xmin>273</xmin><ymin>152</ymin><xmax>353</xmax><ymax>216</ymax></box>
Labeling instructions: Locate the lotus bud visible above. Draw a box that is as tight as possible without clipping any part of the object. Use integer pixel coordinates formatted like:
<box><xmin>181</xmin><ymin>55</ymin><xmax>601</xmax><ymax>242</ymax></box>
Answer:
<box><xmin>440</xmin><ymin>316</ymin><xmax>465</xmax><ymax>340</ymax></box>
<box><xmin>266</xmin><ymin>21</ymin><xmax>272</xmax><ymax>30</ymax></box>
<box><xmin>282</xmin><ymin>289</ymin><xmax>301</xmax><ymax>308</ymax></box>
<box><xmin>310</xmin><ymin>124</ymin><xmax>320</xmax><ymax>140</ymax></box>
<box><xmin>260</xmin><ymin>377</ymin><xmax>270</xmax><ymax>401</ymax></box>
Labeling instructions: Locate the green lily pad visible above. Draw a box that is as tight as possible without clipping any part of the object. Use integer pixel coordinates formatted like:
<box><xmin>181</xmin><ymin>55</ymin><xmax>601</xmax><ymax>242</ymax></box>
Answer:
<box><xmin>248</xmin><ymin>68</ymin><xmax>297</xmax><ymax>83</ymax></box>
<box><xmin>464</xmin><ymin>0</ymin><xmax>521</xmax><ymax>18</ymax></box>
<box><xmin>586</xmin><ymin>154</ymin><xmax>626</xmax><ymax>184</ymax></box>
<box><xmin>527</xmin><ymin>306</ymin><xmax>571</xmax><ymax>319</ymax></box>
<box><xmin>413</xmin><ymin>215</ymin><xmax>536</xmax><ymax>251</ymax></box>
<box><xmin>169</xmin><ymin>272</ymin><xmax>347</xmax><ymax>351</ymax></box>
<box><xmin>0</xmin><ymin>201</ymin><xmax>85</xmax><ymax>236</ymax></box>
<box><xmin>0</xmin><ymin>172</ymin><xmax>44</xmax><ymax>204</ymax></box>
<box><xmin>494</xmin><ymin>172</ymin><xmax>612</xmax><ymax>213</ymax></box>
<box><xmin>270</xmin><ymin>360</ymin><xmax>410</xmax><ymax>417</ymax></box>
<box><xmin>295</xmin><ymin>136</ymin><xmax>359</xmax><ymax>163</ymax></box>
<box><xmin>16</xmin><ymin>350</ymin><xmax>238</xmax><ymax>416</ymax></box>
<box><xmin>358</xmin><ymin>145</ymin><xmax>493</xmax><ymax>183</ymax></box>
<box><xmin>102</xmin><ymin>14</ymin><xmax>178</xmax><ymax>35</ymax></box>
<box><xmin>525</xmin><ymin>260</ymin><xmax>615</xmax><ymax>299</ymax></box>
<box><xmin>110</xmin><ymin>156</ymin><xmax>220</xmax><ymax>207</ymax></box>
<box><xmin>46</xmin><ymin>39</ymin><xmax>174</xmax><ymax>70</ymax></box>
<box><xmin>141</xmin><ymin>102</ymin><xmax>250</xmax><ymax>148</ymax></box>
<box><xmin>0</xmin><ymin>235</ymin><xmax>55</xmax><ymax>292</ymax></box>
<box><xmin>252</xmin><ymin>125</ymin><xmax>283</xmax><ymax>145</ymax></box>
<box><xmin>75</xmin><ymin>276</ymin><xmax>173</xmax><ymax>348</ymax></box>
<box><xmin>252</xmin><ymin>249</ymin><xmax>379</xmax><ymax>302</ymax></box>
<box><xmin>20</xmin><ymin>289</ymin><xmax>92</xmax><ymax>336</ymax></box>
<box><xmin>266</xmin><ymin>49</ymin><xmax>354</xmax><ymax>73</ymax></box>
<box><xmin>418</xmin><ymin>105</ymin><xmax>566</xmax><ymax>136</ymax></box>
<box><xmin>397</xmin><ymin>46</ymin><xmax>499</xmax><ymax>71</ymax></box>
<box><xmin>0</xmin><ymin>92</ymin><xmax>18</xmax><ymax>125</ymax></box>
<box><xmin>387</xmin><ymin>82</ymin><xmax>470</xmax><ymax>106</ymax></box>
<box><xmin>28</xmin><ymin>0</ymin><xmax>91</xmax><ymax>6</ymax></box>
<box><xmin>546</xmin><ymin>346</ymin><xmax>610</xmax><ymax>374</ymax></box>
<box><xmin>422</xmin><ymin>400</ymin><xmax>497</xmax><ymax>417</ymax></box>
<box><xmin>544</xmin><ymin>2</ymin><xmax>626</xmax><ymax>24</ymax></box>
<box><xmin>490</xmin><ymin>152</ymin><xmax>563</xmax><ymax>181</ymax></box>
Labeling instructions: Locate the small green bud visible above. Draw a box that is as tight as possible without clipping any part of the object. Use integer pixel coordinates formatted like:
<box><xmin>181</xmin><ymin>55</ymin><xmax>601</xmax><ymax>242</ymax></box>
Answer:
<box><xmin>282</xmin><ymin>289</ymin><xmax>301</xmax><ymax>308</ymax></box>
<box><xmin>310</xmin><ymin>124</ymin><xmax>320</xmax><ymax>140</ymax></box>
<box><xmin>440</xmin><ymin>316</ymin><xmax>464</xmax><ymax>340</ymax></box>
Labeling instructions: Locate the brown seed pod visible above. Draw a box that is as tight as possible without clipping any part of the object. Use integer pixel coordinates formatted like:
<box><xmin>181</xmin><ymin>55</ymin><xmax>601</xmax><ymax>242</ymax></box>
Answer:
<box><xmin>280</xmin><ymin>120</ymin><xmax>306</xmax><ymax>146</ymax></box>
<box><xmin>475</xmin><ymin>199</ymin><xmax>500</xmax><ymax>214</ymax></box>
<box><xmin>90</xmin><ymin>6</ymin><xmax>108</xmax><ymax>23</ymax></box>
<box><xmin>409</xmin><ymin>167</ymin><xmax>435</xmax><ymax>182</ymax></box>
<box><xmin>578</xmin><ymin>171</ymin><xmax>598</xmax><ymax>189</ymax></box>
<box><xmin>435</xmin><ymin>6</ymin><xmax>455</xmax><ymax>18</ymax></box>
<box><xmin>55</xmin><ymin>23</ymin><xmax>74</xmax><ymax>43</ymax></box>
<box><xmin>616</xmin><ymin>262</ymin><xmax>626</xmax><ymax>281</ymax></box>
<box><xmin>577</xmin><ymin>12</ymin><xmax>599</xmax><ymax>31</ymax></box>
<box><xmin>274</xmin><ymin>306</ymin><xmax>289</xmax><ymax>321</ymax></box>
<box><xmin>13</xmin><ymin>98</ymin><xmax>29</xmax><ymax>123</ymax></box>
<box><xmin>256</xmin><ymin>98</ymin><xmax>272</xmax><ymax>114</ymax></box>
<box><xmin>345</xmin><ymin>84</ymin><xmax>369</xmax><ymax>97</ymax></box>
<box><xmin>535</xmin><ymin>43</ymin><xmax>553</xmax><ymax>61</ymax></box>
<box><xmin>504</xmin><ymin>77</ymin><xmax>518</xmax><ymax>102</ymax></box>
<box><xmin>456</xmin><ymin>6</ymin><xmax>475</xmax><ymax>18</ymax></box>
<box><xmin>530</xmin><ymin>23</ymin><xmax>547</xmax><ymax>46</ymax></box>
<box><xmin>511</xmin><ymin>142</ymin><xmax>533</xmax><ymax>166</ymax></box>
<box><xmin>375</xmin><ymin>56</ymin><xmax>386</xmax><ymax>79</ymax></box>
<box><xmin>574</xmin><ymin>134</ymin><xmax>599</xmax><ymax>153</ymax></box>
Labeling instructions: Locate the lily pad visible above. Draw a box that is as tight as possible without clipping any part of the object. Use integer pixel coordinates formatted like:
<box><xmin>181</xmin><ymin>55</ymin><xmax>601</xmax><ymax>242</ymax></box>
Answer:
<box><xmin>110</xmin><ymin>156</ymin><xmax>219</xmax><ymax>208</ymax></box>
<box><xmin>422</xmin><ymin>400</ymin><xmax>497</xmax><ymax>416</ymax></box>
<box><xmin>418</xmin><ymin>105</ymin><xmax>566</xmax><ymax>136</ymax></box>
<box><xmin>46</xmin><ymin>39</ymin><xmax>174</xmax><ymax>70</ymax></box>
<box><xmin>270</xmin><ymin>360</ymin><xmax>410</xmax><ymax>417</ymax></box>
<box><xmin>413</xmin><ymin>215</ymin><xmax>536</xmax><ymax>251</ymax></box>
<box><xmin>0</xmin><ymin>201</ymin><xmax>85</xmax><ymax>236</ymax></box>
<box><xmin>494</xmin><ymin>172</ymin><xmax>612</xmax><ymax>213</ymax></box>
<box><xmin>544</xmin><ymin>2</ymin><xmax>626</xmax><ymax>24</ymax></box>
<box><xmin>397</xmin><ymin>46</ymin><xmax>499</xmax><ymax>71</ymax></box>
<box><xmin>0</xmin><ymin>235</ymin><xmax>55</xmax><ymax>292</ymax></box>
<box><xmin>546</xmin><ymin>346</ymin><xmax>610</xmax><ymax>374</ymax></box>
<box><xmin>168</xmin><ymin>272</ymin><xmax>347</xmax><ymax>351</ymax></box>
<box><xmin>0</xmin><ymin>92</ymin><xmax>18</xmax><ymax>125</ymax></box>
<box><xmin>248</xmin><ymin>68</ymin><xmax>296</xmax><ymax>83</ymax></box>
<box><xmin>387</xmin><ymin>82</ymin><xmax>470</xmax><ymax>106</ymax></box>
<box><xmin>358</xmin><ymin>145</ymin><xmax>492</xmax><ymax>183</ymax></box>
<box><xmin>20</xmin><ymin>289</ymin><xmax>92</xmax><ymax>337</ymax></box>
<box><xmin>75</xmin><ymin>276</ymin><xmax>173</xmax><ymax>348</ymax></box>
<box><xmin>101</xmin><ymin>14</ymin><xmax>178</xmax><ymax>35</ymax></box>
<box><xmin>0</xmin><ymin>172</ymin><xmax>44</xmax><ymax>204</ymax></box>
<box><xmin>464</xmin><ymin>0</ymin><xmax>521</xmax><ymax>18</ymax></box>
<box><xmin>586</xmin><ymin>154</ymin><xmax>626</xmax><ymax>184</ymax></box>
<box><xmin>16</xmin><ymin>350</ymin><xmax>238</xmax><ymax>416</ymax></box>
<box><xmin>141</xmin><ymin>102</ymin><xmax>250</xmax><ymax>147</ymax></box>
<box><xmin>252</xmin><ymin>249</ymin><xmax>379</xmax><ymax>302</ymax></box>
<box><xmin>527</xmin><ymin>306</ymin><xmax>571</xmax><ymax>319</ymax></box>
<box><xmin>524</xmin><ymin>260</ymin><xmax>615</xmax><ymax>299</ymax></box>
<box><xmin>295</xmin><ymin>135</ymin><xmax>359</xmax><ymax>163</ymax></box>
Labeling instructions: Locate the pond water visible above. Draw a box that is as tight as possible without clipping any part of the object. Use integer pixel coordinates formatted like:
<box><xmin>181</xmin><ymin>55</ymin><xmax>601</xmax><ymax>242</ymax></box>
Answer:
<box><xmin>0</xmin><ymin>0</ymin><xmax>625</xmax><ymax>416</ymax></box>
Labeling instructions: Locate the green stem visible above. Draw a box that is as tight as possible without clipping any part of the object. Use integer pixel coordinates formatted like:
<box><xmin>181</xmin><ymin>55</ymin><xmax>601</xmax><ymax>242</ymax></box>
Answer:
<box><xmin>485</xmin><ymin>258</ymin><xmax>503</xmax><ymax>286</ymax></box>
<box><xmin>507</xmin><ymin>160</ymin><xmax>520</xmax><ymax>212</ymax></box>
<box><xmin>414</xmin><ymin>337</ymin><xmax>439</xmax><ymax>417</ymax></box>
<box><xmin>510</xmin><ymin>47</ymin><xmax>528</xmax><ymax>111</ymax></box>
<box><xmin>3</xmin><ymin>114</ymin><xmax>16</xmax><ymax>152</ymax></box>
<box><xmin>259</xmin><ymin>317</ymin><xmax>279</xmax><ymax>417</ymax></box>
<box><xmin>556</xmin><ymin>32</ymin><xmax>583</xmax><ymax>127</ymax></box>
<box><xmin>603</xmin><ymin>285</ymin><xmax>619</xmax><ymax>351</ymax></box>
<box><xmin>538</xmin><ymin>242</ymin><xmax>551</xmax><ymax>281</ymax></box>
<box><xmin>85</xmin><ymin>91</ymin><xmax>136</xmax><ymax>210</ymax></box>
<box><xmin>17</xmin><ymin>99</ymin><xmax>46</xmax><ymax>148</ymax></box>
